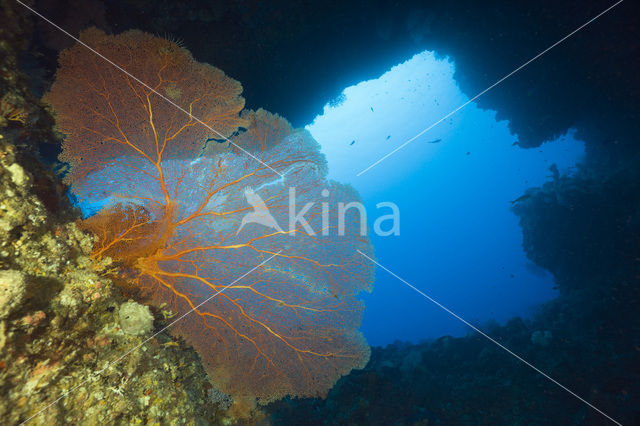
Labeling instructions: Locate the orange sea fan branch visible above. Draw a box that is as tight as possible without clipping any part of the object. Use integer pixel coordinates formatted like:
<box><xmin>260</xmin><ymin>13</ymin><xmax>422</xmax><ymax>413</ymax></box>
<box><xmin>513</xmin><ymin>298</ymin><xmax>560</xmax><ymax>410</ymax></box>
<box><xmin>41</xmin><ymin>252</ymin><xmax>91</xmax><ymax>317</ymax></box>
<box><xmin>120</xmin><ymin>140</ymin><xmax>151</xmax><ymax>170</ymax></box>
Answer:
<box><xmin>45</xmin><ymin>28</ymin><xmax>374</xmax><ymax>403</ymax></box>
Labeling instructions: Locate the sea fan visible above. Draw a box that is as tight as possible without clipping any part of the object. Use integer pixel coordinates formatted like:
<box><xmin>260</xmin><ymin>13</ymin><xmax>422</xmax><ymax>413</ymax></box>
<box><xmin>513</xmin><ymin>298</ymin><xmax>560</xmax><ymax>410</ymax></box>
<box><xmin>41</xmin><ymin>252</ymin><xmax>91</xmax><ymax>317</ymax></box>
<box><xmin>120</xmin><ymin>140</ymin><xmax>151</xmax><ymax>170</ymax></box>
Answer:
<box><xmin>44</xmin><ymin>28</ymin><xmax>374</xmax><ymax>403</ymax></box>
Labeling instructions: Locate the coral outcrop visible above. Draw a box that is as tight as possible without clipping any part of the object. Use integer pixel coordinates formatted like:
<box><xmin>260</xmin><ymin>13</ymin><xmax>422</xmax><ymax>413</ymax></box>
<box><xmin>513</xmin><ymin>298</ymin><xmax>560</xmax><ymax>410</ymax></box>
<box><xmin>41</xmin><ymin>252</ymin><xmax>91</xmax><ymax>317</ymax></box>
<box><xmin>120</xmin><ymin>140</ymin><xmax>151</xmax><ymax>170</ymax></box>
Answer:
<box><xmin>0</xmin><ymin>270</ymin><xmax>26</xmax><ymax>320</ymax></box>
<box><xmin>118</xmin><ymin>301</ymin><xmax>154</xmax><ymax>336</ymax></box>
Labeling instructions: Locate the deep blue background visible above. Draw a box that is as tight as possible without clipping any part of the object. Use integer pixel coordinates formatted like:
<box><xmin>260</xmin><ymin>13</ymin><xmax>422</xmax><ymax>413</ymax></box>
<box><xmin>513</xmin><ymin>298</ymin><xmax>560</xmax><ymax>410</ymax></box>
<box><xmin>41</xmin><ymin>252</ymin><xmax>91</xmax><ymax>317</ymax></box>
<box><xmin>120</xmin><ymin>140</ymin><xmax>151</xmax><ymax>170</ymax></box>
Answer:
<box><xmin>307</xmin><ymin>51</ymin><xmax>584</xmax><ymax>346</ymax></box>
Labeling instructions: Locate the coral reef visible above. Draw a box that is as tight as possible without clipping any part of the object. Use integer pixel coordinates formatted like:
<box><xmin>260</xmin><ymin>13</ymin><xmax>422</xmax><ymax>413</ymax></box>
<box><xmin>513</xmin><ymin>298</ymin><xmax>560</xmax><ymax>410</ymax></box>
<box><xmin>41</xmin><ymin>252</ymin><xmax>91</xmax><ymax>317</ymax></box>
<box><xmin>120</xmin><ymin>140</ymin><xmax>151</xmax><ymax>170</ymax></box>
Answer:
<box><xmin>6</xmin><ymin>0</ymin><xmax>636</xmax><ymax>423</ymax></box>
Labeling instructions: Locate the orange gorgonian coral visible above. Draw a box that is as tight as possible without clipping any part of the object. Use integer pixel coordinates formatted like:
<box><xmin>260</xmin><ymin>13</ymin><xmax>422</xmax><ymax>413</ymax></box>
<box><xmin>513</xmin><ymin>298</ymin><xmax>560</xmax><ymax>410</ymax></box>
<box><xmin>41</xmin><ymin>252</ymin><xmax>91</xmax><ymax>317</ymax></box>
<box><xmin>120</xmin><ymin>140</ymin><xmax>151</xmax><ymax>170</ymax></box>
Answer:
<box><xmin>44</xmin><ymin>28</ymin><xmax>375</xmax><ymax>403</ymax></box>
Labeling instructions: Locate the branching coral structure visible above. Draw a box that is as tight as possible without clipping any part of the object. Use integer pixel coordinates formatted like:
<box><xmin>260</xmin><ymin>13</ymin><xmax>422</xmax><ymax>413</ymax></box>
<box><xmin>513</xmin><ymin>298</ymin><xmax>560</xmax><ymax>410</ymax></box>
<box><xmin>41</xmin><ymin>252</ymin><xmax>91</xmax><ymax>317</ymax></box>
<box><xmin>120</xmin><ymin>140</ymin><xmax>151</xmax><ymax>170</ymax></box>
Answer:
<box><xmin>43</xmin><ymin>28</ymin><xmax>374</xmax><ymax>403</ymax></box>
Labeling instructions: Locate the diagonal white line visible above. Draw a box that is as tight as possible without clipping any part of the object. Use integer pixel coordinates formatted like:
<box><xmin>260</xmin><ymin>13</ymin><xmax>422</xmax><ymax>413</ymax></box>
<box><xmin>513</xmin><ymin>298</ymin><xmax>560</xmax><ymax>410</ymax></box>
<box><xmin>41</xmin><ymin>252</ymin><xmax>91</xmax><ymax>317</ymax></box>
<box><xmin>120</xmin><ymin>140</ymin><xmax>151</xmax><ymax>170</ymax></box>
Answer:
<box><xmin>19</xmin><ymin>251</ymin><xmax>281</xmax><ymax>425</ymax></box>
<box><xmin>356</xmin><ymin>0</ymin><xmax>624</xmax><ymax>177</ymax></box>
<box><xmin>15</xmin><ymin>0</ymin><xmax>284</xmax><ymax>178</ymax></box>
<box><xmin>356</xmin><ymin>250</ymin><xmax>622</xmax><ymax>425</ymax></box>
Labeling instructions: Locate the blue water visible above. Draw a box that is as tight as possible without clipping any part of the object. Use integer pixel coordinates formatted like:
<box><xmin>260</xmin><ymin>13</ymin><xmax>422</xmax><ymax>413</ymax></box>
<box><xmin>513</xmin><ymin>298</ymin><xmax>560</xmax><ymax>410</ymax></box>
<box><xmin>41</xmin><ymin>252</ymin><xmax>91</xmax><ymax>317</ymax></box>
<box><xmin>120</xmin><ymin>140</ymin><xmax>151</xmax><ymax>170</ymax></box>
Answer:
<box><xmin>307</xmin><ymin>51</ymin><xmax>584</xmax><ymax>346</ymax></box>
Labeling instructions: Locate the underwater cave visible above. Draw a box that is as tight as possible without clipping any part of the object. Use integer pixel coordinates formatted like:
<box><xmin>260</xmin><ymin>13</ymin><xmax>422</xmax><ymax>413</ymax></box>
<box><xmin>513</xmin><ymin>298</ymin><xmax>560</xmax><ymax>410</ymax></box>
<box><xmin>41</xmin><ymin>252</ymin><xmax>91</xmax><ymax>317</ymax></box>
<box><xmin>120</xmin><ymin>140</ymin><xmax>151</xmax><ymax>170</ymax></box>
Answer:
<box><xmin>0</xmin><ymin>0</ymin><xmax>638</xmax><ymax>424</ymax></box>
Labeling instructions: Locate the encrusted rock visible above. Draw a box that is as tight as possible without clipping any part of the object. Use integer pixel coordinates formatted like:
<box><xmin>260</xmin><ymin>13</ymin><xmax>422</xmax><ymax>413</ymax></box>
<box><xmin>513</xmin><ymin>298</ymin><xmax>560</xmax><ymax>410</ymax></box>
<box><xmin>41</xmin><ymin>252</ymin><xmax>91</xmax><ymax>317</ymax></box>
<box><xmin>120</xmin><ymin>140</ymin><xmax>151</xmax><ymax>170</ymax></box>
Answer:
<box><xmin>119</xmin><ymin>301</ymin><xmax>154</xmax><ymax>336</ymax></box>
<box><xmin>0</xmin><ymin>269</ymin><xmax>26</xmax><ymax>319</ymax></box>
<box><xmin>7</xmin><ymin>163</ymin><xmax>28</xmax><ymax>186</ymax></box>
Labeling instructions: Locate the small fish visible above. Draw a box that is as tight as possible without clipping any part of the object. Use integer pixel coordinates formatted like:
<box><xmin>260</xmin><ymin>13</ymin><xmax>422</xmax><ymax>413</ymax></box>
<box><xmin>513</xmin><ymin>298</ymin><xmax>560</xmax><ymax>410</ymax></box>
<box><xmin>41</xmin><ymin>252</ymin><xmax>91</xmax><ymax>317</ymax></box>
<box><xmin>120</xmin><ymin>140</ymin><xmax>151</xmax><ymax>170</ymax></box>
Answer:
<box><xmin>465</xmin><ymin>151</ymin><xmax>471</xmax><ymax>156</ymax></box>
<box><xmin>350</xmin><ymin>140</ymin><xmax>355</xmax><ymax>146</ymax></box>
<box><xmin>512</xmin><ymin>141</ymin><xmax>519</xmax><ymax>146</ymax></box>
<box><xmin>370</xmin><ymin>107</ymin><xmax>374</xmax><ymax>112</ymax></box>
<box><xmin>510</xmin><ymin>194</ymin><xmax>531</xmax><ymax>205</ymax></box>
<box><xmin>386</xmin><ymin>135</ymin><xmax>390</xmax><ymax>140</ymax></box>
<box><xmin>428</xmin><ymin>138</ymin><xmax>442</xmax><ymax>144</ymax></box>
<box><xmin>163</xmin><ymin>341</ymin><xmax>180</xmax><ymax>348</ymax></box>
